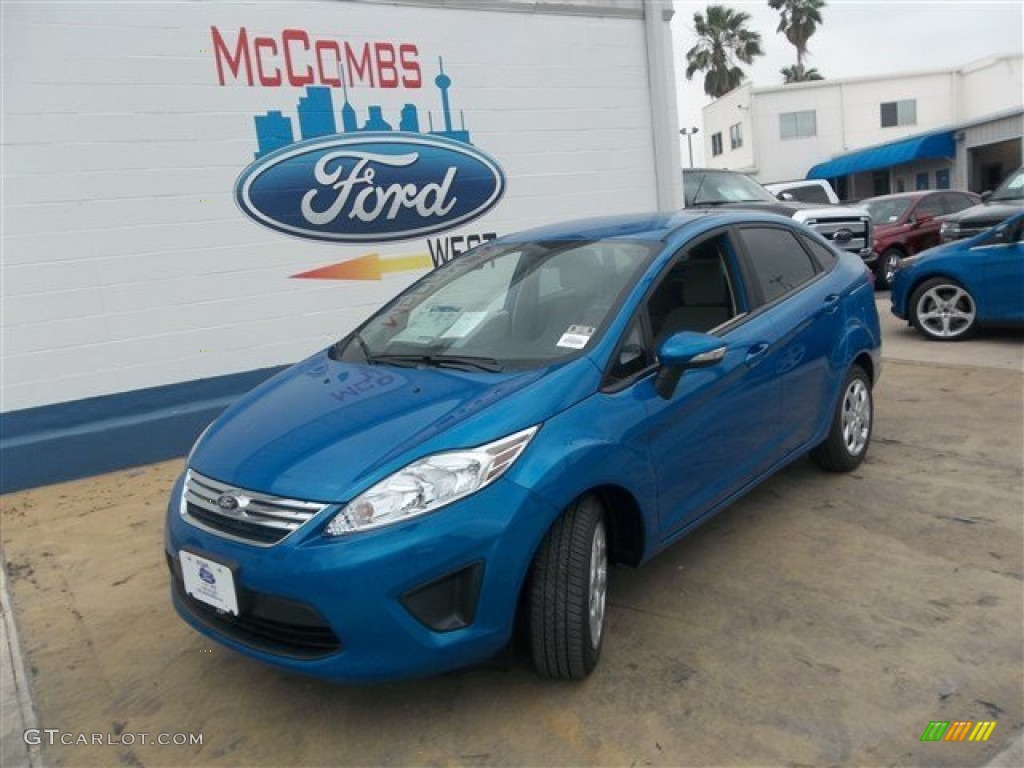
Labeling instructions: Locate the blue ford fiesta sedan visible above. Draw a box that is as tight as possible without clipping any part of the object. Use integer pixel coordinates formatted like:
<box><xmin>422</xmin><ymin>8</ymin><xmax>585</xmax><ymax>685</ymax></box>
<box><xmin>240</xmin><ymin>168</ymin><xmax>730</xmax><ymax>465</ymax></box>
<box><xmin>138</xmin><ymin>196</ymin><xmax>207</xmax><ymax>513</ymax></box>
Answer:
<box><xmin>891</xmin><ymin>212</ymin><xmax>1024</xmax><ymax>341</ymax></box>
<box><xmin>166</xmin><ymin>210</ymin><xmax>881</xmax><ymax>682</ymax></box>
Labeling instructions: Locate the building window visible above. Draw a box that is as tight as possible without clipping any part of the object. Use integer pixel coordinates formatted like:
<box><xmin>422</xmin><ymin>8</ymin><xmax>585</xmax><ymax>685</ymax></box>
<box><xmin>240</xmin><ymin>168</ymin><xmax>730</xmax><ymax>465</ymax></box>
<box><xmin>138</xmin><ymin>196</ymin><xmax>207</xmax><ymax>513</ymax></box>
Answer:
<box><xmin>729</xmin><ymin>123</ymin><xmax>742</xmax><ymax>149</ymax></box>
<box><xmin>880</xmin><ymin>99</ymin><xmax>916</xmax><ymax>128</ymax></box>
<box><xmin>936</xmin><ymin>169</ymin><xmax>950</xmax><ymax>189</ymax></box>
<box><xmin>711</xmin><ymin>132</ymin><xmax>723</xmax><ymax>156</ymax></box>
<box><xmin>916</xmin><ymin>172</ymin><xmax>929</xmax><ymax>190</ymax></box>
<box><xmin>779</xmin><ymin>110</ymin><xmax>816</xmax><ymax>139</ymax></box>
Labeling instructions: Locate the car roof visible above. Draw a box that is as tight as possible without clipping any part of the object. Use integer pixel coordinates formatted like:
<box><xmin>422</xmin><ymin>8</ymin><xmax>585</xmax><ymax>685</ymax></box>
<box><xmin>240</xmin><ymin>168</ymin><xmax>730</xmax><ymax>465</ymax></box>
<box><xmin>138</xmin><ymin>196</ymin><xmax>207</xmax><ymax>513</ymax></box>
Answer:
<box><xmin>499</xmin><ymin>209</ymin><xmax>797</xmax><ymax>244</ymax></box>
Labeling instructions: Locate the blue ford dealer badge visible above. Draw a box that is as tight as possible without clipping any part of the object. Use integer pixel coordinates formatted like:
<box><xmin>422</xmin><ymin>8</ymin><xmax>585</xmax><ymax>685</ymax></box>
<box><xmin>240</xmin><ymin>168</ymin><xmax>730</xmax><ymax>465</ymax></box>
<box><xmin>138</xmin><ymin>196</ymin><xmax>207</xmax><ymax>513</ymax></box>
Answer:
<box><xmin>235</xmin><ymin>133</ymin><xmax>506</xmax><ymax>243</ymax></box>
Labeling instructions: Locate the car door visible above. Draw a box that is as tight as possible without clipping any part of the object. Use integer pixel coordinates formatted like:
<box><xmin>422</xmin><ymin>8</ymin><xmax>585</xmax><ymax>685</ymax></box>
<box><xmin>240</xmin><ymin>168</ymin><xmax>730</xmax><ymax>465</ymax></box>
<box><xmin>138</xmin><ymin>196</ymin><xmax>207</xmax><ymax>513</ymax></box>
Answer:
<box><xmin>733</xmin><ymin>225</ymin><xmax>845</xmax><ymax>455</ymax></box>
<box><xmin>980</xmin><ymin>217</ymin><xmax>1024</xmax><ymax>320</ymax></box>
<box><xmin>602</xmin><ymin>228</ymin><xmax>783</xmax><ymax>541</ymax></box>
<box><xmin>907</xmin><ymin>194</ymin><xmax>945</xmax><ymax>253</ymax></box>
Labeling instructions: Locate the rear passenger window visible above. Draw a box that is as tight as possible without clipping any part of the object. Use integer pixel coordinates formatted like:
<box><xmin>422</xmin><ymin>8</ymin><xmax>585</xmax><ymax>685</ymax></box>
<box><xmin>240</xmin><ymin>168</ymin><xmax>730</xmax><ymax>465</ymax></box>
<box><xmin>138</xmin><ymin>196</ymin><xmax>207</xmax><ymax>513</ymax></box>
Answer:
<box><xmin>800</xmin><ymin>234</ymin><xmax>838</xmax><ymax>270</ymax></box>
<box><xmin>738</xmin><ymin>227</ymin><xmax>818</xmax><ymax>304</ymax></box>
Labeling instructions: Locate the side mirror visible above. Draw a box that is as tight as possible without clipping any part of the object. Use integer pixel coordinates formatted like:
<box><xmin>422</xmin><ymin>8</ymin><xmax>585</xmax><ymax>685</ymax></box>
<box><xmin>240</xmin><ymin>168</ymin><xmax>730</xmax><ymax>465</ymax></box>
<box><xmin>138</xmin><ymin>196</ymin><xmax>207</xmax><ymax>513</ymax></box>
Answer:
<box><xmin>981</xmin><ymin>190</ymin><xmax>992</xmax><ymax>202</ymax></box>
<box><xmin>653</xmin><ymin>332</ymin><xmax>727</xmax><ymax>399</ymax></box>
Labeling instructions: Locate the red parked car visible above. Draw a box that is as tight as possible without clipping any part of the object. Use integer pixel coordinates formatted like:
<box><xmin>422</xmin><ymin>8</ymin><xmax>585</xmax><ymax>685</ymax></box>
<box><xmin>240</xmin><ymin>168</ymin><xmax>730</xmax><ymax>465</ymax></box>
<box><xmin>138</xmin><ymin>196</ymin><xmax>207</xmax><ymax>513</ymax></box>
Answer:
<box><xmin>863</xmin><ymin>190</ymin><xmax>981</xmax><ymax>287</ymax></box>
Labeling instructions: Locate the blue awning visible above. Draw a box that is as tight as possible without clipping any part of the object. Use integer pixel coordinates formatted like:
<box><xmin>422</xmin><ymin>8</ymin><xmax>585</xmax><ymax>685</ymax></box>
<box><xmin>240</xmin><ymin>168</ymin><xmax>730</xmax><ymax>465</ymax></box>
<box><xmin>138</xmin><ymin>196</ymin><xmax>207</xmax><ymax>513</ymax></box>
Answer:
<box><xmin>806</xmin><ymin>131</ymin><xmax>955</xmax><ymax>179</ymax></box>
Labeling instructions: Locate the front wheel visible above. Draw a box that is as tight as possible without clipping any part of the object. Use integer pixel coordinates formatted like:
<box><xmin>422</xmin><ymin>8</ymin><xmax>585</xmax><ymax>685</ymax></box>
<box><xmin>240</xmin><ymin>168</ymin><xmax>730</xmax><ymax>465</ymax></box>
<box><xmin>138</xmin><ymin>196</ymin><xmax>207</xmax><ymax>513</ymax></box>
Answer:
<box><xmin>909</xmin><ymin>277</ymin><xmax>977</xmax><ymax>341</ymax></box>
<box><xmin>528</xmin><ymin>495</ymin><xmax>608</xmax><ymax>680</ymax></box>
<box><xmin>811</xmin><ymin>365</ymin><xmax>873</xmax><ymax>472</ymax></box>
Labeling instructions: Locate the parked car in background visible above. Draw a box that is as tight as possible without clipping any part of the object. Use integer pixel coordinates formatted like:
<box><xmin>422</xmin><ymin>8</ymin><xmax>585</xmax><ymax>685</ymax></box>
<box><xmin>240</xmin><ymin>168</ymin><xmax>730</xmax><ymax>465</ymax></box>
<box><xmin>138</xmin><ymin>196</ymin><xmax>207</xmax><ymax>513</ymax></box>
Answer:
<box><xmin>939</xmin><ymin>167</ymin><xmax>1024</xmax><ymax>243</ymax></box>
<box><xmin>166</xmin><ymin>210</ymin><xmax>881</xmax><ymax>682</ymax></box>
<box><xmin>764</xmin><ymin>179</ymin><xmax>840</xmax><ymax>205</ymax></box>
<box><xmin>683</xmin><ymin>169</ymin><xmax>876</xmax><ymax>272</ymax></box>
<box><xmin>891</xmin><ymin>212</ymin><xmax>1024</xmax><ymax>340</ymax></box>
<box><xmin>863</xmin><ymin>190</ymin><xmax>981</xmax><ymax>287</ymax></box>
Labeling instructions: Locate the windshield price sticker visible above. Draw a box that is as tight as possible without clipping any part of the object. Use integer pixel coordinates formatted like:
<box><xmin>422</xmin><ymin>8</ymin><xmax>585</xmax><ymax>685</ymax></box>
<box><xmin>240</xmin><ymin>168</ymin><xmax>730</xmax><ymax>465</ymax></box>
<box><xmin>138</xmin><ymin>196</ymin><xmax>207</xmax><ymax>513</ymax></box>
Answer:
<box><xmin>556</xmin><ymin>325</ymin><xmax>595</xmax><ymax>349</ymax></box>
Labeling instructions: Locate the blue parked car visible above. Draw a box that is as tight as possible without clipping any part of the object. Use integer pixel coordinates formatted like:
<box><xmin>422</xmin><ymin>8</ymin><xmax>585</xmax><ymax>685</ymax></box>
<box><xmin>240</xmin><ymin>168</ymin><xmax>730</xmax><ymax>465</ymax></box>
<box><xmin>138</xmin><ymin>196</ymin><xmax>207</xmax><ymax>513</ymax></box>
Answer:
<box><xmin>891</xmin><ymin>212</ymin><xmax>1024</xmax><ymax>341</ymax></box>
<box><xmin>166</xmin><ymin>210</ymin><xmax>881</xmax><ymax>681</ymax></box>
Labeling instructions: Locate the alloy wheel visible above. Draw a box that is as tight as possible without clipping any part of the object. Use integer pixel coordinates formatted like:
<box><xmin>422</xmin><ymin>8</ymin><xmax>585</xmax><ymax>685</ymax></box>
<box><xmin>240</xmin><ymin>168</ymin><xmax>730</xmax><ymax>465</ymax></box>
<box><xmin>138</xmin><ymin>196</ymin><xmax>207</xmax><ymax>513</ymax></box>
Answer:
<box><xmin>841</xmin><ymin>378</ymin><xmax>871</xmax><ymax>456</ymax></box>
<box><xmin>915</xmin><ymin>284</ymin><xmax>976</xmax><ymax>338</ymax></box>
<box><xmin>588</xmin><ymin>520</ymin><xmax>608</xmax><ymax>648</ymax></box>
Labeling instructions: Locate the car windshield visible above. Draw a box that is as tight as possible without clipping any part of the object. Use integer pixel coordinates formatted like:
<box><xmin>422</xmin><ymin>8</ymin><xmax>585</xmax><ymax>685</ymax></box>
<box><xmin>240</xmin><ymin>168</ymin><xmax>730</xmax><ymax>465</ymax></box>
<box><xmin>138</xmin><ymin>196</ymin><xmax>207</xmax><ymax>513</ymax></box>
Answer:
<box><xmin>333</xmin><ymin>239</ymin><xmax>657</xmax><ymax>371</ymax></box>
<box><xmin>682</xmin><ymin>170</ymin><xmax>778</xmax><ymax>206</ymax></box>
<box><xmin>863</xmin><ymin>197</ymin><xmax>913</xmax><ymax>223</ymax></box>
<box><xmin>989</xmin><ymin>168</ymin><xmax>1024</xmax><ymax>202</ymax></box>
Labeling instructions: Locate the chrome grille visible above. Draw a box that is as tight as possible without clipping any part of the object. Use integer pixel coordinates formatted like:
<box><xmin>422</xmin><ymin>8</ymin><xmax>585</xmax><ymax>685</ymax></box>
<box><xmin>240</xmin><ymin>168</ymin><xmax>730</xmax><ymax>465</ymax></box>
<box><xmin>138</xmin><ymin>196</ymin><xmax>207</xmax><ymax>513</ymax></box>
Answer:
<box><xmin>181</xmin><ymin>469</ymin><xmax>328</xmax><ymax>546</ymax></box>
<box><xmin>808</xmin><ymin>217</ymin><xmax>871</xmax><ymax>255</ymax></box>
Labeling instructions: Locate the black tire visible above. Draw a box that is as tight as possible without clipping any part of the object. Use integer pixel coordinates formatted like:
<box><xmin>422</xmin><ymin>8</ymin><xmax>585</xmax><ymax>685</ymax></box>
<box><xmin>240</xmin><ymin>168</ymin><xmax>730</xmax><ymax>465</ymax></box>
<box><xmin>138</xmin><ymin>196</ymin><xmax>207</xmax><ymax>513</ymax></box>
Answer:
<box><xmin>811</xmin><ymin>365</ymin><xmax>873</xmax><ymax>472</ymax></box>
<box><xmin>877</xmin><ymin>247</ymin><xmax>903</xmax><ymax>289</ymax></box>
<box><xmin>529</xmin><ymin>495</ymin><xmax>608</xmax><ymax>680</ymax></box>
<box><xmin>909</xmin><ymin>277</ymin><xmax>978</xmax><ymax>341</ymax></box>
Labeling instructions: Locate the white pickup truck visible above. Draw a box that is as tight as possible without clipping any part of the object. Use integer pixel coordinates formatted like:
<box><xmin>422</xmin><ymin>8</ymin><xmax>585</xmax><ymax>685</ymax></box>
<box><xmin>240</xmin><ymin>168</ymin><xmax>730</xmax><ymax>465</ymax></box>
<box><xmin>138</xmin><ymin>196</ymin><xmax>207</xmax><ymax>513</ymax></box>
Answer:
<box><xmin>764</xmin><ymin>179</ymin><xmax>840</xmax><ymax>205</ymax></box>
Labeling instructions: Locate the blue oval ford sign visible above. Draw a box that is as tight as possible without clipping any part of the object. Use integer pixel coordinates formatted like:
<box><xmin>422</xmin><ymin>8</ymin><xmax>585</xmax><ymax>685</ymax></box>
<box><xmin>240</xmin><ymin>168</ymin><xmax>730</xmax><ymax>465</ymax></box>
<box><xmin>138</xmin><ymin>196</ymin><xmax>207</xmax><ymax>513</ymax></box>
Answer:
<box><xmin>235</xmin><ymin>133</ymin><xmax>506</xmax><ymax>243</ymax></box>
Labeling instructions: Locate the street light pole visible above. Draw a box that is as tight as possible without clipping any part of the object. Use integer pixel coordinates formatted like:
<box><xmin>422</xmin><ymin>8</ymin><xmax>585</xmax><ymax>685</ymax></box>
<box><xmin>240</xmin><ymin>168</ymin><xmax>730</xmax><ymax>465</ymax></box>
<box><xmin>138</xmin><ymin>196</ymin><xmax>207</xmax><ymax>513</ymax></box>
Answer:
<box><xmin>679</xmin><ymin>126</ymin><xmax>699</xmax><ymax>168</ymax></box>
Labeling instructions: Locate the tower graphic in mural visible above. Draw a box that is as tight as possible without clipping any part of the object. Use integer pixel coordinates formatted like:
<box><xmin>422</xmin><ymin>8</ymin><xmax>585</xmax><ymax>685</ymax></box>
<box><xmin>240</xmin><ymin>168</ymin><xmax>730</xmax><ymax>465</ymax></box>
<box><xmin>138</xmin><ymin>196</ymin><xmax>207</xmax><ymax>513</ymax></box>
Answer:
<box><xmin>253</xmin><ymin>57</ymin><xmax>471</xmax><ymax>159</ymax></box>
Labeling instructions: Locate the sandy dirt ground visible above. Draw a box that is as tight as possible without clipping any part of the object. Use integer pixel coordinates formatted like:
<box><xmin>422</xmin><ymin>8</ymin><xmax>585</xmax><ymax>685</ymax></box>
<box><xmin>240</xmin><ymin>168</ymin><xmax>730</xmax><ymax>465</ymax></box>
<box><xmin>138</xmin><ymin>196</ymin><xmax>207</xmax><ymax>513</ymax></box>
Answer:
<box><xmin>1</xmin><ymin>309</ymin><xmax>1022</xmax><ymax>766</ymax></box>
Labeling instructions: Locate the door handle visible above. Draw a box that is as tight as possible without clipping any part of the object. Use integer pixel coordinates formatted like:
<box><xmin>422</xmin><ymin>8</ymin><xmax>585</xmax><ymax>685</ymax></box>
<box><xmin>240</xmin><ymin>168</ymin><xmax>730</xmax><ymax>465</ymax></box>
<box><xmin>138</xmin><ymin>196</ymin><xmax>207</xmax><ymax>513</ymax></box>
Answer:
<box><xmin>745</xmin><ymin>342</ymin><xmax>770</xmax><ymax>366</ymax></box>
<box><xmin>822</xmin><ymin>294</ymin><xmax>841</xmax><ymax>314</ymax></box>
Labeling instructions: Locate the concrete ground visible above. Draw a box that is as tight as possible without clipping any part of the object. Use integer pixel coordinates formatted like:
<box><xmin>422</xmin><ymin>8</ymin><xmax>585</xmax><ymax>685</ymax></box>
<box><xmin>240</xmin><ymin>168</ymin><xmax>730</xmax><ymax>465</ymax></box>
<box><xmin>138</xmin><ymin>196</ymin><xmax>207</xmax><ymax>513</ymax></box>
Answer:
<box><xmin>1</xmin><ymin>295</ymin><xmax>1021</xmax><ymax>767</ymax></box>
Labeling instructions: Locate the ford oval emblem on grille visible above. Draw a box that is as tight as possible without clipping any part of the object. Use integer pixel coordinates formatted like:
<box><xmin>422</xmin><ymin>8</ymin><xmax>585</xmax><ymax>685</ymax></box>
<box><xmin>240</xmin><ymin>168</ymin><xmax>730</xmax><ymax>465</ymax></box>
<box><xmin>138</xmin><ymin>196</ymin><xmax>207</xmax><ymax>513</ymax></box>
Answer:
<box><xmin>217</xmin><ymin>494</ymin><xmax>240</xmax><ymax>511</ymax></box>
<box><xmin>832</xmin><ymin>228</ymin><xmax>854</xmax><ymax>243</ymax></box>
<box><xmin>235</xmin><ymin>133</ymin><xmax>506</xmax><ymax>243</ymax></box>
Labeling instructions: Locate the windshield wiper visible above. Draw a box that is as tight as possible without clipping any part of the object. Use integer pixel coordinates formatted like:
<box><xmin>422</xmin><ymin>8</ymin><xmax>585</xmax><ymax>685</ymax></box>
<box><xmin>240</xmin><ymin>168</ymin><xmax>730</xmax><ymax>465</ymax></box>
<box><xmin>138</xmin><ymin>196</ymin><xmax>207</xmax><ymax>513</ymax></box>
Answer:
<box><xmin>370</xmin><ymin>353</ymin><xmax>504</xmax><ymax>372</ymax></box>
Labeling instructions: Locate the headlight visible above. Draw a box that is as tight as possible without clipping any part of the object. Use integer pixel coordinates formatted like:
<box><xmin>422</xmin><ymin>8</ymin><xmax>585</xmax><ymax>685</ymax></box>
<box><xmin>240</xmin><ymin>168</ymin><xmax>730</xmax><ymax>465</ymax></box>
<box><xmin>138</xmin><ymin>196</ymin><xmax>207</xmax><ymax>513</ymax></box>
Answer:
<box><xmin>324</xmin><ymin>425</ymin><xmax>539</xmax><ymax>536</ymax></box>
<box><xmin>940</xmin><ymin>221</ymin><xmax>959</xmax><ymax>238</ymax></box>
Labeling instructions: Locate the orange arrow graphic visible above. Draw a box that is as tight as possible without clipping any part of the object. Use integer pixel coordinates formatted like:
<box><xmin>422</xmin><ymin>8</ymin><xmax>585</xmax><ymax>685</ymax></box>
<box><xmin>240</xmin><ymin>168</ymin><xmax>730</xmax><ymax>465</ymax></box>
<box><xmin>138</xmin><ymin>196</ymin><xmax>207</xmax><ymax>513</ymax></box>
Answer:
<box><xmin>292</xmin><ymin>252</ymin><xmax>433</xmax><ymax>281</ymax></box>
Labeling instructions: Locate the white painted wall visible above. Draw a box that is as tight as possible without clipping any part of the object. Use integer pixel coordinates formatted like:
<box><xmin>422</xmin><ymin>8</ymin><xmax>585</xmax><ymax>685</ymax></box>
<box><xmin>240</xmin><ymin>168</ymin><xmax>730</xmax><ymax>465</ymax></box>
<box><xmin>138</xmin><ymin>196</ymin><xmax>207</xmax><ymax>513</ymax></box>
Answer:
<box><xmin>958</xmin><ymin>56</ymin><xmax>1024</xmax><ymax>122</ymax></box>
<box><xmin>1</xmin><ymin>0</ymin><xmax>674</xmax><ymax>412</ymax></box>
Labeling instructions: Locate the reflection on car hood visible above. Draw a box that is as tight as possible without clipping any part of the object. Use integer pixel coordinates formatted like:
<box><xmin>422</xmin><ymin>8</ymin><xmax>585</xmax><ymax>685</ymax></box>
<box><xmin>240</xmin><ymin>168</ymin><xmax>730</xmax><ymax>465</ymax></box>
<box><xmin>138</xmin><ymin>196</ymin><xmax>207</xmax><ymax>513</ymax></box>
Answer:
<box><xmin>190</xmin><ymin>351</ymin><xmax>598</xmax><ymax>501</ymax></box>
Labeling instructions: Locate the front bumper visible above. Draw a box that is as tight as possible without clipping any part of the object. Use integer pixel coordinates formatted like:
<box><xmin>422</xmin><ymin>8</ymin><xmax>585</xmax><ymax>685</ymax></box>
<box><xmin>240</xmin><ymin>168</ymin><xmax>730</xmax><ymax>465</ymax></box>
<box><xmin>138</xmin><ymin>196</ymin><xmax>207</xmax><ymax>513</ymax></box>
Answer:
<box><xmin>164</xmin><ymin>471</ymin><xmax>557</xmax><ymax>682</ymax></box>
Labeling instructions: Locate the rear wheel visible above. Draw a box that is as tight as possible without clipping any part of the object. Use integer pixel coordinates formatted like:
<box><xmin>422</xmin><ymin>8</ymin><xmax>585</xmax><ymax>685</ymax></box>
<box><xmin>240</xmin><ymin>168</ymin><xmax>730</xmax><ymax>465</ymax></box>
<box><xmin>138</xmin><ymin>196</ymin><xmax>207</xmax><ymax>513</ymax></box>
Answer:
<box><xmin>529</xmin><ymin>495</ymin><xmax>607</xmax><ymax>680</ymax></box>
<box><xmin>811</xmin><ymin>365</ymin><xmax>873</xmax><ymax>472</ymax></box>
<box><xmin>910</xmin><ymin>277</ymin><xmax>977</xmax><ymax>341</ymax></box>
<box><xmin>878</xmin><ymin>247</ymin><xmax>903</xmax><ymax>289</ymax></box>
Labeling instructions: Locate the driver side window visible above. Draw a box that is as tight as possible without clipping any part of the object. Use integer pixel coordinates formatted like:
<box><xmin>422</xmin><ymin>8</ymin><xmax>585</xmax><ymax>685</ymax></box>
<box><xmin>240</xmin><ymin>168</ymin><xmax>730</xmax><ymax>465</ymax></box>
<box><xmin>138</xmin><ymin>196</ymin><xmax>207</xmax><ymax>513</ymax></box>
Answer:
<box><xmin>647</xmin><ymin>234</ymin><xmax>739</xmax><ymax>343</ymax></box>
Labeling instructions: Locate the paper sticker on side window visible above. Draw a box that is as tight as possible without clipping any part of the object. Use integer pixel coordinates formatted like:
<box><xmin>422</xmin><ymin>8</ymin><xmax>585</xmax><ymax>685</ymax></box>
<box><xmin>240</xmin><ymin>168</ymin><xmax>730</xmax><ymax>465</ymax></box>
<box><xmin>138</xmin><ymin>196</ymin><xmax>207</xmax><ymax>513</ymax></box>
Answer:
<box><xmin>556</xmin><ymin>325</ymin><xmax>596</xmax><ymax>349</ymax></box>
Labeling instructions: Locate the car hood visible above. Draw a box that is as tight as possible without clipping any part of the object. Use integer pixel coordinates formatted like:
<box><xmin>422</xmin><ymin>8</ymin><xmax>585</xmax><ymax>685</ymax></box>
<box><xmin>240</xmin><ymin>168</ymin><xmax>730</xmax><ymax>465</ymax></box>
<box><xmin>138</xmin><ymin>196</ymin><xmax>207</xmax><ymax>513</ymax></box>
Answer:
<box><xmin>941</xmin><ymin>201</ymin><xmax>1024</xmax><ymax>225</ymax></box>
<box><xmin>190</xmin><ymin>351</ymin><xmax>600</xmax><ymax>502</ymax></box>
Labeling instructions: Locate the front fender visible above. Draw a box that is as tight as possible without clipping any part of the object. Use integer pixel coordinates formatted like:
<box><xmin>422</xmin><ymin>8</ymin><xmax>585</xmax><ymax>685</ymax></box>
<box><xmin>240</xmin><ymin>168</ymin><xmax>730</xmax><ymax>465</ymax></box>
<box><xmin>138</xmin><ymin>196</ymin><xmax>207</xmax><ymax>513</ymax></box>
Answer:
<box><xmin>505</xmin><ymin>391</ymin><xmax>659</xmax><ymax>561</ymax></box>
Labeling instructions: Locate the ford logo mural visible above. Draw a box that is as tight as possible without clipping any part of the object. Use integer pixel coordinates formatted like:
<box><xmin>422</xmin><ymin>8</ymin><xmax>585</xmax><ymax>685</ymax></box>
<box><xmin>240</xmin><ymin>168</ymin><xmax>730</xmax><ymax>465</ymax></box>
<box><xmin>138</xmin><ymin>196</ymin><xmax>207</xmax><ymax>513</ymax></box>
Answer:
<box><xmin>235</xmin><ymin>133</ymin><xmax>506</xmax><ymax>243</ymax></box>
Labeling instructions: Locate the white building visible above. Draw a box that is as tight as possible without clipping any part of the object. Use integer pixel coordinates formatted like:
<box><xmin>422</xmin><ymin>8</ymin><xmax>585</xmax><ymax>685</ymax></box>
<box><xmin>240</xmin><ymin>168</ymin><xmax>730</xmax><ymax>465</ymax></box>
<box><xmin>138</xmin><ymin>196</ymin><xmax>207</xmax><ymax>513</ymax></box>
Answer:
<box><xmin>702</xmin><ymin>54</ymin><xmax>1023</xmax><ymax>200</ymax></box>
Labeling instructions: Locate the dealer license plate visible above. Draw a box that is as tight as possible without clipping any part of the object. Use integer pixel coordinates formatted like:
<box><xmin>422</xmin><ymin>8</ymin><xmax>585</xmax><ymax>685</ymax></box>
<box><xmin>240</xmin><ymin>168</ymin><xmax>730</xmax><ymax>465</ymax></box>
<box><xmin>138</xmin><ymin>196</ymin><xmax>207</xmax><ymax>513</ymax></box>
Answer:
<box><xmin>179</xmin><ymin>551</ymin><xmax>239</xmax><ymax>616</ymax></box>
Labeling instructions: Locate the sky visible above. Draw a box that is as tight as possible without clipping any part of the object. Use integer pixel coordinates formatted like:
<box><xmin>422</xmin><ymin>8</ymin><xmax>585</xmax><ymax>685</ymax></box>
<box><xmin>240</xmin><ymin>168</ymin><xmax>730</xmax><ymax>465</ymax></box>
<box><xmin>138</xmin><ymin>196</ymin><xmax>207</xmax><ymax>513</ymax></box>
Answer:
<box><xmin>670</xmin><ymin>0</ymin><xmax>1024</xmax><ymax>166</ymax></box>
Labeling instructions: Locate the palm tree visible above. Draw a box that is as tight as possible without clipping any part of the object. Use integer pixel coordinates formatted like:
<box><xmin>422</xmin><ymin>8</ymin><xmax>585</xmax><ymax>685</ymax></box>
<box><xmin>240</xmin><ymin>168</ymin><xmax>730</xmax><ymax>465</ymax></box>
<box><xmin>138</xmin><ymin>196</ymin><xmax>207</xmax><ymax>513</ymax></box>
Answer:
<box><xmin>781</xmin><ymin>65</ymin><xmax>824</xmax><ymax>83</ymax></box>
<box><xmin>769</xmin><ymin>0</ymin><xmax>826</xmax><ymax>82</ymax></box>
<box><xmin>685</xmin><ymin>5</ymin><xmax>764</xmax><ymax>99</ymax></box>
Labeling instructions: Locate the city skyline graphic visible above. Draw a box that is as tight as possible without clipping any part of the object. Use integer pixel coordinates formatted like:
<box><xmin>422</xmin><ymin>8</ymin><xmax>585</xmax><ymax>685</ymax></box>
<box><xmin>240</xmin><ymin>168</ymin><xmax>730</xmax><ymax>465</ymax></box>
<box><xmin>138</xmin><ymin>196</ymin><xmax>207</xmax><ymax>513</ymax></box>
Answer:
<box><xmin>253</xmin><ymin>57</ymin><xmax>471</xmax><ymax>159</ymax></box>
